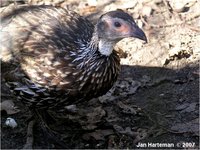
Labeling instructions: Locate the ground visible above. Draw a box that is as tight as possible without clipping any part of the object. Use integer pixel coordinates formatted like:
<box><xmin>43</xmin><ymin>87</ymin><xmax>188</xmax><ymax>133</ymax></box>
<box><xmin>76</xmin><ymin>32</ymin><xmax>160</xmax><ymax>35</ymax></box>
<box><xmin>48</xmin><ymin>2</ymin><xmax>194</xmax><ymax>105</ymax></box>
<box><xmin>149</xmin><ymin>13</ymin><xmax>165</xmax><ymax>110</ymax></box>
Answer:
<box><xmin>1</xmin><ymin>0</ymin><xmax>199</xmax><ymax>149</ymax></box>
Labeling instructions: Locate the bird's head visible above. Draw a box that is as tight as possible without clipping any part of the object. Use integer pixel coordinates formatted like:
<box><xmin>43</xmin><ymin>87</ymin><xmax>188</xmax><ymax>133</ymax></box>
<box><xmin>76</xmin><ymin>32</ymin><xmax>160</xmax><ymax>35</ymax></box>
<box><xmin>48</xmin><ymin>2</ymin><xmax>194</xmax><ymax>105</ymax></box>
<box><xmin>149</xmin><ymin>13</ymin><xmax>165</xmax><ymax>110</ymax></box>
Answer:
<box><xmin>95</xmin><ymin>9</ymin><xmax>147</xmax><ymax>56</ymax></box>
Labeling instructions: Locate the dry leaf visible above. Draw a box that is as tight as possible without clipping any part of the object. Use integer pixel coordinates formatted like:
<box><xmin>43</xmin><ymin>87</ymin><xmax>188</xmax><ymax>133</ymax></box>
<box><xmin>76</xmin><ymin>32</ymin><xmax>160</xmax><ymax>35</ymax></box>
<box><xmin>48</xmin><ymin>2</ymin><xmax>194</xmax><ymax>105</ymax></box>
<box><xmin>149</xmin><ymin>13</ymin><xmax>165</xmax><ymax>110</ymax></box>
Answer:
<box><xmin>82</xmin><ymin>129</ymin><xmax>114</xmax><ymax>140</ymax></box>
<box><xmin>0</xmin><ymin>100</ymin><xmax>20</xmax><ymax>114</ymax></box>
<box><xmin>170</xmin><ymin>118</ymin><xmax>199</xmax><ymax>136</ymax></box>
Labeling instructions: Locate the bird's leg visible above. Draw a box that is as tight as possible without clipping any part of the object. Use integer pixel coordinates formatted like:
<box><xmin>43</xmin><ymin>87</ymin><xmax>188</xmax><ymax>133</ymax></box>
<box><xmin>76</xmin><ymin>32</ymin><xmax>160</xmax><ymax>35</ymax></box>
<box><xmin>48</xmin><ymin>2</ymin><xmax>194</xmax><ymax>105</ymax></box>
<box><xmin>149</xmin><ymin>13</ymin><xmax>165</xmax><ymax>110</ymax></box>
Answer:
<box><xmin>34</xmin><ymin>109</ymin><xmax>68</xmax><ymax>148</ymax></box>
<box><xmin>36</xmin><ymin>109</ymin><xmax>56</xmax><ymax>125</ymax></box>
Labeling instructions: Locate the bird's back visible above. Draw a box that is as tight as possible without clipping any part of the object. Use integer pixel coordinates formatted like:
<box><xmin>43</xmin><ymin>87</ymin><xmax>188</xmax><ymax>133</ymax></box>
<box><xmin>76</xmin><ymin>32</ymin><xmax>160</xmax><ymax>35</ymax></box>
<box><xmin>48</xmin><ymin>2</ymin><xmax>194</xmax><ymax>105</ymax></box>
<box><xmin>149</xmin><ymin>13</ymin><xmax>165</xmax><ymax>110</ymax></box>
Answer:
<box><xmin>1</xmin><ymin>5</ymin><xmax>94</xmax><ymax>62</ymax></box>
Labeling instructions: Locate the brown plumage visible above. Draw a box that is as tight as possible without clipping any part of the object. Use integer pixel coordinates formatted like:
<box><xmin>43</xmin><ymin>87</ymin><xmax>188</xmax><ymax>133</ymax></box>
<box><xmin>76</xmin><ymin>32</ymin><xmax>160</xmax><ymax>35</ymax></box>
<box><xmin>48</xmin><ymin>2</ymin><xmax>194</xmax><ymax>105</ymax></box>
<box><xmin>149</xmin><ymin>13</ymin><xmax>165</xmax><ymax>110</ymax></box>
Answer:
<box><xmin>1</xmin><ymin>5</ymin><xmax>147</xmax><ymax>111</ymax></box>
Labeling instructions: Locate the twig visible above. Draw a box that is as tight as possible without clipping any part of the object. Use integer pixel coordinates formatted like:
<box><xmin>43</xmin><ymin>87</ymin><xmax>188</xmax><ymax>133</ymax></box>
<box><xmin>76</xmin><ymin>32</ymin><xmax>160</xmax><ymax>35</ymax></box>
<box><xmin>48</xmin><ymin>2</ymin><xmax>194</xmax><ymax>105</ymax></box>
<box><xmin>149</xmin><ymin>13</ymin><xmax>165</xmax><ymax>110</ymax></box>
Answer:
<box><xmin>23</xmin><ymin>120</ymin><xmax>35</xmax><ymax>149</ymax></box>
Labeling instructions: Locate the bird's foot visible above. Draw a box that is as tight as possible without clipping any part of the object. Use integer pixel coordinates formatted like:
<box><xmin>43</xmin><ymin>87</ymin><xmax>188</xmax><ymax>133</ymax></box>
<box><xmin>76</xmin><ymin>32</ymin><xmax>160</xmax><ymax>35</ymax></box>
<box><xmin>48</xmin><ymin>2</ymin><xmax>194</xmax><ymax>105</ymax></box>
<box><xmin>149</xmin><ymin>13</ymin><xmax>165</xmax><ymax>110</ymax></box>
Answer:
<box><xmin>31</xmin><ymin>109</ymin><xmax>68</xmax><ymax>148</ymax></box>
<box><xmin>39</xmin><ymin>120</ymin><xmax>68</xmax><ymax>148</ymax></box>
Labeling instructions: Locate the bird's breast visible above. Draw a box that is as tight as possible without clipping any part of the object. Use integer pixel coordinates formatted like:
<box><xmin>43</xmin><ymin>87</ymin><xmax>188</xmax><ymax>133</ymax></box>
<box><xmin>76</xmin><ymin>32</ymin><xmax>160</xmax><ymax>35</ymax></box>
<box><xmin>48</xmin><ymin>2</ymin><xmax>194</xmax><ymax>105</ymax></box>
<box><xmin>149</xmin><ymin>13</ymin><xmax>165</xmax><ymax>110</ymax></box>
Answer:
<box><xmin>74</xmin><ymin>51</ymin><xmax>121</xmax><ymax>98</ymax></box>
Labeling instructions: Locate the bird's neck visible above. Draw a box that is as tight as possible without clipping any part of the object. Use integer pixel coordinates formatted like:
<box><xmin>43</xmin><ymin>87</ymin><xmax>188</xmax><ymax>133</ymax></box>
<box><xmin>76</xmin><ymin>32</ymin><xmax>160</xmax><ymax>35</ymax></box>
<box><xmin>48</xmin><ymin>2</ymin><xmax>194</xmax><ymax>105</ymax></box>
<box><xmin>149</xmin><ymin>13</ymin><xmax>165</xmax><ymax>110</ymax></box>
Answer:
<box><xmin>98</xmin><ymin>39</ymin><xmax>115</xmax><ymax>56</ymax></box>
<box><xmin>89</xmin><ymin>30</ymin><xmax>116</xmax><ymax>57</ymax></box>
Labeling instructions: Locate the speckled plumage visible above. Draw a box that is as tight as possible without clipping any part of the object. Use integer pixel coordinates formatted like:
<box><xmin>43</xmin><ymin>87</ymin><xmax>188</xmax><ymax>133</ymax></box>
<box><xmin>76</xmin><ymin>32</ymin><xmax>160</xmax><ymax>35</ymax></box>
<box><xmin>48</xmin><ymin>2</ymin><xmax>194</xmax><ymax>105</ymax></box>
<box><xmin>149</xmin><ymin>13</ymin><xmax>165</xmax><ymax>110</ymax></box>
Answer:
<box><xmin>1</xmin><ymin>5</ymin><xmax>120</xmax><ymax>110</ymax></box>
<box><xmin>1</xmin><ymin>5</ymin><xmax>146</xmax><ymax>111</ymax></box>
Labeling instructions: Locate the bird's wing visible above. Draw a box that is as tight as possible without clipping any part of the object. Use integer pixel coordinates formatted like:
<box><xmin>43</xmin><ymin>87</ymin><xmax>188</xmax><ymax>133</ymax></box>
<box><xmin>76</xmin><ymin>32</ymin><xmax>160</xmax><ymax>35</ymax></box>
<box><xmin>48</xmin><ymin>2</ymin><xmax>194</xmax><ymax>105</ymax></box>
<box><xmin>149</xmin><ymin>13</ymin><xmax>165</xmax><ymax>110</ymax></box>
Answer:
<box><xmin>1</xmin><ymin>5</ymin><xmax>93</xmax><ymax>92</ymax></box>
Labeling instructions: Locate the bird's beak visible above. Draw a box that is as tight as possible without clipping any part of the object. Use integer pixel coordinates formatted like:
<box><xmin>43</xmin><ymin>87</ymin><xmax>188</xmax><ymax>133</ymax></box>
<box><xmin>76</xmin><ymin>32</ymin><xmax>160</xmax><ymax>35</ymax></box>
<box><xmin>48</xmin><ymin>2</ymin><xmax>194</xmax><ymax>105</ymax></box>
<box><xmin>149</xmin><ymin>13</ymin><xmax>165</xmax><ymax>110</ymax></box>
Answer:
<box><xmin>131</xmin><ymin>25</ymin><xmax>147</xmax><ymax>43</ymax></box>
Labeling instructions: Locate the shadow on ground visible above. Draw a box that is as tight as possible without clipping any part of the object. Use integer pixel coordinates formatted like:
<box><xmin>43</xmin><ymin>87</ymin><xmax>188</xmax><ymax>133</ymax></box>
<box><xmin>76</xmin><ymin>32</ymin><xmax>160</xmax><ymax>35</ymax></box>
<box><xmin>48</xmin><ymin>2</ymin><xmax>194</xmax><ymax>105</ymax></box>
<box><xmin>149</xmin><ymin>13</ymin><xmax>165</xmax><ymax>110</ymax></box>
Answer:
<box><xmin>1</xmin><ymin>63</ymin><xmax>199</xmax><ymax>149</ymax></box>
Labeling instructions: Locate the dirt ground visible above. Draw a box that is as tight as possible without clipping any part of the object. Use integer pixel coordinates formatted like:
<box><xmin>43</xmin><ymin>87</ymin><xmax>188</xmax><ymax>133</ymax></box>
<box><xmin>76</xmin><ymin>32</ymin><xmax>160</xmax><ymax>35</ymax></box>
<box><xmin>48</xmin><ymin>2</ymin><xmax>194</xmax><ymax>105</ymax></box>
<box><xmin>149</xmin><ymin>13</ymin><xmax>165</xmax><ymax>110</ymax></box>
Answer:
<box><xmin>1</xmin><ymin>0</ymin><xmax>200</xmax><ymax>149</ymax></box>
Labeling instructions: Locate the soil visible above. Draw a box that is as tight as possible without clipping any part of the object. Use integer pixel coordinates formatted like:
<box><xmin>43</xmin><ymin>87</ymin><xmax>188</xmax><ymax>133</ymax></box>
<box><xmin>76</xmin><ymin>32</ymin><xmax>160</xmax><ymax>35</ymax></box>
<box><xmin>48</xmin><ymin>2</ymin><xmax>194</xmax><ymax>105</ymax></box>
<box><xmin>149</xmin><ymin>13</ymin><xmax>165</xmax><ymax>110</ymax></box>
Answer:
<box><xmin>1</xmin><ymin>0</ymin><xmax>199</xmax><ymax>149</ymax></box>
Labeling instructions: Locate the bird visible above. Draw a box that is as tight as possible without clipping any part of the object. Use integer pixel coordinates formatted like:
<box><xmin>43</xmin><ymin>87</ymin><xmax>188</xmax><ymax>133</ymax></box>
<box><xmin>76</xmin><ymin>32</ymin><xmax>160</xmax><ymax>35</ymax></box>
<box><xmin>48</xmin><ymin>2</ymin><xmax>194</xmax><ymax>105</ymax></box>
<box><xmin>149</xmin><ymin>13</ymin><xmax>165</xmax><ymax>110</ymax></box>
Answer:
<box><xmin>1</xmin><ymin>5</ymin><xmax>147</xmax><ymax>147</ymax></box>
<box><xmin>1</xmin><ymin>5</ymin><xmax>147</xmax><ymax>110</ymax></box>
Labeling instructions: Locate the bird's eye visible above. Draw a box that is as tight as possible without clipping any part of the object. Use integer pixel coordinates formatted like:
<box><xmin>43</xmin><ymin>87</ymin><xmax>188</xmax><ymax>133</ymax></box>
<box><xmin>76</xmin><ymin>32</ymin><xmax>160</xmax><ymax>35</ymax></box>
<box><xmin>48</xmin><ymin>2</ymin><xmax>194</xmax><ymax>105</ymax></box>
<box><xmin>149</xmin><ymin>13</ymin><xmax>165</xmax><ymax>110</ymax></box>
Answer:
<box><xmin>114</xmin><ymin>21</ymin><xmax>121</xmax><ymax>28</ymax></box>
